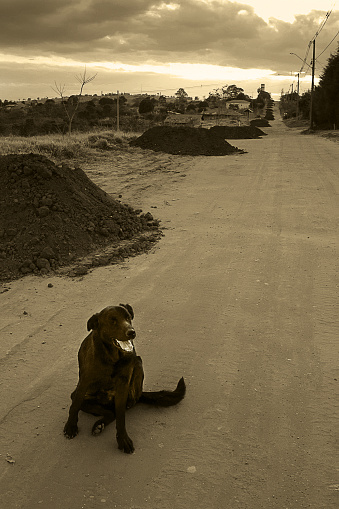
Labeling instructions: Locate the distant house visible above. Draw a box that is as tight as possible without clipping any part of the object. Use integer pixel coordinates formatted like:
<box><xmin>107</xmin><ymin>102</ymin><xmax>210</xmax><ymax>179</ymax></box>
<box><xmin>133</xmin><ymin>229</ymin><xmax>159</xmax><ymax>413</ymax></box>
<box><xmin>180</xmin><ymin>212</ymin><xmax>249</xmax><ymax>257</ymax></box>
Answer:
<box><xmin>226</xmin><ymin>100</ymin><xmax>251</xmax><ymax>110</ymax></box>
<box><xmin>164</xmin><ymin>112</ymin><xmax>196</xmax><ymax>126</ymax></box>
<box><xmin>202</xmin><ymin>110</ymin><xmax>242</xmax><ymax>119</ymax></box>
<box><xmin>5</xmin><ymin>102</ymin><xmax>27</xmax><ymax>111</ymax></box>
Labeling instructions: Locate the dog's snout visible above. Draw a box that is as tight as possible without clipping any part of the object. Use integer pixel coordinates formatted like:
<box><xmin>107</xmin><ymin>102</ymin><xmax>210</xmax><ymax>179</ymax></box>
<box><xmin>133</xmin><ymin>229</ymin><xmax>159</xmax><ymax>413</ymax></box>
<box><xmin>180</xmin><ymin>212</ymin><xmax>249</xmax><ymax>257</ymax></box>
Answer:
<box><xmin>127</xmin><ymin>328</ymin><xmax>136</xmax><ymax>339</ymax></box>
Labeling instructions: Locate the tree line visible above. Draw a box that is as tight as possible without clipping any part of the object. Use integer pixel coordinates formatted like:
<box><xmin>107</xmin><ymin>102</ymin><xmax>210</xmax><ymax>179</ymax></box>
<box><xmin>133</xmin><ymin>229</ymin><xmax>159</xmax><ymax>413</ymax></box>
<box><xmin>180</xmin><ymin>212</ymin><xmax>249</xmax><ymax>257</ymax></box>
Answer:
<box><xmin>280</xmin><ymin>45</ymin><xmax>339</xmax><ymax>128</ymax></box>
<box><xmin>0</xmin><ymin>82</ymin><xmax>271</xmax><ymax>136</ymax></box>
<box><xmin>313</xmin><ymin>46</ymin><xmax>339</xmax><ymax>128</ymax></box>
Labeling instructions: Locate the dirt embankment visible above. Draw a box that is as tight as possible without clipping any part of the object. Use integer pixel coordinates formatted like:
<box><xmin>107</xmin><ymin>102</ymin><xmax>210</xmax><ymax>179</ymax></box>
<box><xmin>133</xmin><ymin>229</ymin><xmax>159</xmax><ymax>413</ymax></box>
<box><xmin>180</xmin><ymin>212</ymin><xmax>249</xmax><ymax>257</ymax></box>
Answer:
<box><xmin>209</xmin><ymin>125</ymin><xmax>267</xmax><ymax>139</ymax></box>
<box><xmin>129</xmin><ymin>125</ymin><xmax>245</xmax><ymax>156</ymax></box>
<box><xmin>0</xmin><ymin>153</ymin><xmax>161</xmax><ymax>281</ymax></box>
<box><xmin>250</xmin><ymin>118</ymin><xmax>271</xmax><ymax>127</ymax></box>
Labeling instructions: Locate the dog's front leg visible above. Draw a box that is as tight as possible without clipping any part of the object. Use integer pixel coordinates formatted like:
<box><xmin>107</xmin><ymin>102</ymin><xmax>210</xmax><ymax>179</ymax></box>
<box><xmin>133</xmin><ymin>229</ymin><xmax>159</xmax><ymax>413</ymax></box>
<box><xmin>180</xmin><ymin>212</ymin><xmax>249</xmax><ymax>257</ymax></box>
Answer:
<box><xmin>64</xmin><ymin>382</ymin><xmax>88</xmax><ymax>439</ymax></box>
<box><xmin>115</xmin><ymin>385</ymin><xmax>134</xmax><ymax>453</ymax></box>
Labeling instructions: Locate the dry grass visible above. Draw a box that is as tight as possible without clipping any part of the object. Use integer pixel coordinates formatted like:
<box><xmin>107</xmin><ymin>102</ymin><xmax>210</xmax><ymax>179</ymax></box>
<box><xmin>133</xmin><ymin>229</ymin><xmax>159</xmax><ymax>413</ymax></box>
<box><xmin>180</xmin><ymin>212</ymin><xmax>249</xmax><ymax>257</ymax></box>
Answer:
<box><xmin>0</xmin><ymin>130</ymin><xmax>140</xmax><ymax>161</ymax></box>
<box><xmin>283</xmin><ymin>118</ymin><xmax>310</xmax><ymax>129</ymax></box>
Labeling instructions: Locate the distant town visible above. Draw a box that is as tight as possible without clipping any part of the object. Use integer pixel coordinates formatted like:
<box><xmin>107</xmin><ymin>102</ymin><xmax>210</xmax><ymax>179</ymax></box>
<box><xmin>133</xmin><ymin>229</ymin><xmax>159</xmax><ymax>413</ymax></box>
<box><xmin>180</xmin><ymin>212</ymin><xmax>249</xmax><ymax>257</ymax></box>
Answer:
<box><xmin>0</xmin><ymin>83</ymin><xmax>277</xmax><ymax>136</ymax></box>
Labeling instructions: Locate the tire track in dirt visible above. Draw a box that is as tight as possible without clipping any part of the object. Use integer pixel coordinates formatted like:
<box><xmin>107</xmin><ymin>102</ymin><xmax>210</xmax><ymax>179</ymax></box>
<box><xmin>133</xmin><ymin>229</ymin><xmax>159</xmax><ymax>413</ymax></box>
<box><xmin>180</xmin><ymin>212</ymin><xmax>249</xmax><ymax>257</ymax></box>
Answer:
<box><xmin>0</xmin><ymin>121</ymin><xmax>338</xmax><ymax>508</ymax></box>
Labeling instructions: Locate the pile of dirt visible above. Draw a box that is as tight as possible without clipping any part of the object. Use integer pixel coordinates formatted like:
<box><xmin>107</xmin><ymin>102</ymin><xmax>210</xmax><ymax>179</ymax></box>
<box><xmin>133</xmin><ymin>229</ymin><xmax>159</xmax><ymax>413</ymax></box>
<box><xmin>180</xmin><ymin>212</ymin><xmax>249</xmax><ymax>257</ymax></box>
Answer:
<box><xmin>0</xmin><ymin>153</ymin><xmax>161</xmax><ymax>281</ymax></box>
<box><xmin>209</xmin><ymin>125</ymin><xmax>267</xmax><ymax>139</ymax></box>
<box><xmin>250</xmin><ymin>118</ymin><xmax>271</xmax><ymax>127</ymax></box>
<box><xmin>129</xmin><ymin>126</ymin><xmax>244</xmax><ymax>156</ymax></box>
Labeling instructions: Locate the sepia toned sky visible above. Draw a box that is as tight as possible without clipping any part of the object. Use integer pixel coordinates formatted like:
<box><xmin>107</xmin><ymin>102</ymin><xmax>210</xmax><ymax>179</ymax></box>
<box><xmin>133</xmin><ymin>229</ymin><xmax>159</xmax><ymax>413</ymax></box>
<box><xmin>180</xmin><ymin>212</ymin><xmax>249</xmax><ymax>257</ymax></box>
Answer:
<box><xmin>0</xmin><ymin>0</ymin><xmax>338</xmax><ymax>100</ymax></box>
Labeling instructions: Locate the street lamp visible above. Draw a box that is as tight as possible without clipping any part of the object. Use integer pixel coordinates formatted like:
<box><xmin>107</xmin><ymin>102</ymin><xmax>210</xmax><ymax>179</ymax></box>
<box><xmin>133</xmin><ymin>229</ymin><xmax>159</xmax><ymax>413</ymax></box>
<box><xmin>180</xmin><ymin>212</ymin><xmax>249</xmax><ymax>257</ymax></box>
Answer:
<box><xmin>289</xmin><ymin>52</ymin><xmax>309</xmax><ymax>68</ymax></box>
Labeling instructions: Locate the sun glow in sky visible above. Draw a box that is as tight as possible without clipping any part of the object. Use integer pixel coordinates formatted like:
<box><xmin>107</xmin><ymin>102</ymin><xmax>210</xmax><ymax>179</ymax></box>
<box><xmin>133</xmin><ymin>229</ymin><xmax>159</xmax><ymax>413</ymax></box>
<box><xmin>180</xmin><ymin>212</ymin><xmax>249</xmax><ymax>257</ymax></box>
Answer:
<box><xmin>0</xmin><ymin>1</ymin><xmax>336</xmax><ymax>100</ymax></box>
<box><xmin>240</xmin><ymin>0</ymin><xmax>335</xmax><ymax>22</ymax></box>
<box><xmin>91</xmin><ymin>61</ymin><xmax>274</xmax><ymax>82</ymax></box>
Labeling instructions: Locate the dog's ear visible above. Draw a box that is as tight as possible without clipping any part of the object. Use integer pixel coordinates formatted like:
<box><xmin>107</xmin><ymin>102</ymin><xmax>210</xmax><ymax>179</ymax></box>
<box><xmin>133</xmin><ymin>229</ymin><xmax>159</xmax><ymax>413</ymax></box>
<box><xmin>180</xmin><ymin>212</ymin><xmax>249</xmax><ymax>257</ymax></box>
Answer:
<box><xmin>119</xmin><ymin>303</ymin><xmax>134</xmax><ymax>320</ymax></box>
<box><xmin>87</xmin><ymin>313</ymin><xmax>99</xmax><ymax>331</ymax></box>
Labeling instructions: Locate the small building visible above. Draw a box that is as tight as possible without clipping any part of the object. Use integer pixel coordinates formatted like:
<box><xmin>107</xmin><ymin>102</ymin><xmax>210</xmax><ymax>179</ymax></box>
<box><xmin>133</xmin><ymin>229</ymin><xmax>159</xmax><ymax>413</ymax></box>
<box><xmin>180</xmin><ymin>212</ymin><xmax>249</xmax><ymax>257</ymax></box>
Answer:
<box><xmin>4</xmin><ymin>102</ymin><xmax>27</xmax><ymax>111</ymax></box>
<box><xmin>226</xmin><ymin>100</ymin><xmax>251</xmax><ymax>110</ymax></box>
<box><xmin>164</xmin><ymin>112</ymin><xmax>197</xmax><ymax>126</ymax></box>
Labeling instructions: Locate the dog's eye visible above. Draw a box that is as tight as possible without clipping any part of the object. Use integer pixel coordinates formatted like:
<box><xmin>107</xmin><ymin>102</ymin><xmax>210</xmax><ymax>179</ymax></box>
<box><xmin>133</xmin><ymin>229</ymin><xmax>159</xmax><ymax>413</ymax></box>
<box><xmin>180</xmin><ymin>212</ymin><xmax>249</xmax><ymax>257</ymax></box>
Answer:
<box><xmin>111</xmin><ymin>318</ymin><xmax>117</xmax><ymax>325</ymax></box>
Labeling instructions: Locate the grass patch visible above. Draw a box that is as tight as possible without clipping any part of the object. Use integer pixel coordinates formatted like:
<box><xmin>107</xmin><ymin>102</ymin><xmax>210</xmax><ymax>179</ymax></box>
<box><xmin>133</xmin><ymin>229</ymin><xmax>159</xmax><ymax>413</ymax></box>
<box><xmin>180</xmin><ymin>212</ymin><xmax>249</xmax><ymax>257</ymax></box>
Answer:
<box><xmin>0</xmin><ymin>130</ymin><xmax>141</xmax><ymax>161</ymax></box>
<box><xmin>283</xmin><ymin>118</ymin><xmax>310</xmax><ymax>129</ymax></box>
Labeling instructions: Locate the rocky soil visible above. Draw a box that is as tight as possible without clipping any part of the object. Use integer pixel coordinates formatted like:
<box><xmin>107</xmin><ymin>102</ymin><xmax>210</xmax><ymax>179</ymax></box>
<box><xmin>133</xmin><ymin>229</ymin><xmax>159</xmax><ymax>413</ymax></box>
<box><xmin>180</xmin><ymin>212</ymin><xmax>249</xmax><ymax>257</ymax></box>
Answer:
<box><xmin>250</xmin><ymin>118</ymin><xmax>271</xmax><ymax>127</ymax></box>
<box><xmin>129</xmin><ymin>125</ymin><xmax>244</xmax><ymax>156</ymax></box>
<box><xmin>209</xmin><ymin>125</ymin><xmax>267</xmax><ymax>139</ymax></box>
<box><xmin>0</xmin><ymin>153</ymin><xmax>160</xmax><ymax>281</ymax></box>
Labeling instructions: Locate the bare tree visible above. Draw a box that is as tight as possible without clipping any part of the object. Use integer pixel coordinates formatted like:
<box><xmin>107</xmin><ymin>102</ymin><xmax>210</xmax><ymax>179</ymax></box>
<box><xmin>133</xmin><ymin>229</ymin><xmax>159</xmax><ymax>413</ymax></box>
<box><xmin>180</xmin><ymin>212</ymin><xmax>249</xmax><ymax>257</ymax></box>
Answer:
<box><xmin>52</xmin><ymin>67</ymin><xmax>97</xmax><ymax>135</ymax></box>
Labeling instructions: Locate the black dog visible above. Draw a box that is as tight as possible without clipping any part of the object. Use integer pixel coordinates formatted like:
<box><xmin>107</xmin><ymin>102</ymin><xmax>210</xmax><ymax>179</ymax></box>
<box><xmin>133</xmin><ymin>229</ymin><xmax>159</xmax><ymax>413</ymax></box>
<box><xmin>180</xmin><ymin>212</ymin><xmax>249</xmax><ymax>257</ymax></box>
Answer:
<box><xmin>63</xmin><ymin>304</ymin><xmax>185</xmax><ymax>453</ymax></box>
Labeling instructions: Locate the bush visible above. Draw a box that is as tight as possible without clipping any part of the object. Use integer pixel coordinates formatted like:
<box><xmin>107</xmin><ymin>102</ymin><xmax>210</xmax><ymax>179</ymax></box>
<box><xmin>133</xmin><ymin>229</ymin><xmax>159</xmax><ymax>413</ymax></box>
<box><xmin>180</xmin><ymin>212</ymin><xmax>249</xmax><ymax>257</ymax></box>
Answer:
<box><xmin>139</xmin><ymin>98</ymin><xmax>154</xmax><ymax>114</ymax></box>
<box><xmin>265</xmin><ymin>107</ymin><xmax>275</xmax><ymax>120</ymax></box>
<box><xmin>186</xmin><ymin>103</ymin><xmax>196</xmax><ymax>112</ymax></box>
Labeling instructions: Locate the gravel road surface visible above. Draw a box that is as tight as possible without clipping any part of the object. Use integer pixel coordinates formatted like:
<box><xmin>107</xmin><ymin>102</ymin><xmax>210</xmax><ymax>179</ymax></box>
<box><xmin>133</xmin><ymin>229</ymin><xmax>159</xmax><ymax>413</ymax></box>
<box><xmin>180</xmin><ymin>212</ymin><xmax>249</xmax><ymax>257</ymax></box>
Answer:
<box><xmin>1</xmin><ymin>117</ymin><xmax>338</xmax><ymax>508</ymax></box>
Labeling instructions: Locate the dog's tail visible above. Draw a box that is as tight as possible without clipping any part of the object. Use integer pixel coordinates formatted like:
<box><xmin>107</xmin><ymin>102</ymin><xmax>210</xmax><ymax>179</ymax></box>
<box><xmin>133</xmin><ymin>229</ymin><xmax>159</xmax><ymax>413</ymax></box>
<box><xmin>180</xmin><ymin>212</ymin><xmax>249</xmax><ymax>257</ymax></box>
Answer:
<box><xmin>139</xmin><ymin>377</ymin><xmax>186</xmax><ymax>407</ymax></box>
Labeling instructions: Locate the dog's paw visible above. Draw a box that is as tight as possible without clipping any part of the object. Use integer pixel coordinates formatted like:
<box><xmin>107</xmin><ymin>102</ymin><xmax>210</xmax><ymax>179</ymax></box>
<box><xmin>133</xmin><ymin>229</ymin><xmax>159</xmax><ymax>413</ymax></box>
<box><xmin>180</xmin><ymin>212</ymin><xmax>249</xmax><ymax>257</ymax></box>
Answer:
<box><xmin>117</xmin><ymin>433</ymin><xmax>135</xmax><ymax>454</ymax></box>
<box><xmin>63</xmin><ymin>422</ymin><xmax>78</xmax><ymax>439</ymax></box>
<box><xmin>92</xmin><ymin>420</ymin><xmax>105</xmax><ymax>436</ymax></box>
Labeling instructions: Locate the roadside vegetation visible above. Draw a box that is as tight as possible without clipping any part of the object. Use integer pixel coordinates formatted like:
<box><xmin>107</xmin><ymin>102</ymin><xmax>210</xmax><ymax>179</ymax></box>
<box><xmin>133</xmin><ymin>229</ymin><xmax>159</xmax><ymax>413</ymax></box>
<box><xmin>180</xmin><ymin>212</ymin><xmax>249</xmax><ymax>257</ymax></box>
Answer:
<box><xmin>0</xmin><ymin>130</ymin><xmax>139</xmax><ymax>161</ymax></box>
<box><xmin>313</xmin><ymin>47</ymin><xmax>339</xmax><ymax>128</ymax></box>
<box><xmin>0</xmin><ymin>84</ymin><xmax>272</xmax><ymax>138</ymax></box>
<box><xmin>280</xmin><ymin>45</ymin><xmax>339</xmax><ymax>129</ymax></box>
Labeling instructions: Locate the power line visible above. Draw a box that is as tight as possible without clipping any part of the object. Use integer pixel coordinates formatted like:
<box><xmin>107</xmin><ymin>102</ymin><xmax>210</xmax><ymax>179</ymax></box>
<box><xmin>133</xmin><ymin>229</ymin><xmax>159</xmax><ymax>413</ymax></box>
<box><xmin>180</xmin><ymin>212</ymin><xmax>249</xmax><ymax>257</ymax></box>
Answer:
<box><xmin>300</xmin><ymin>43</ymin><xmax>312</xmax><ymax>73</ymax></box>
<box><xmin>317</xmin><ymin>29</ymin><xmax>339</xmax><ymax>58</ymax></box>
<box><xmin>125</xmin><ymin>82</ymin><xmax>233</xmax><ymax>96</ymax></box>
<box><xmin>316</xmin><ymin>56</ymin><xmax>328</xmax><ymax>68</ymax></box>
<box><xmin>312</xmin><ymin>8</ymin><xmax>332</xmax><ymax>41</ymax></box>
<box><xmin>299</xmin><ymin>58</ymin><xmax>312</xmax><ymax>74</ymax></box>
<box><xmin>299</xmin><ymin>8</ymin><xmax>333</xmax><ymax>73</ymax></box>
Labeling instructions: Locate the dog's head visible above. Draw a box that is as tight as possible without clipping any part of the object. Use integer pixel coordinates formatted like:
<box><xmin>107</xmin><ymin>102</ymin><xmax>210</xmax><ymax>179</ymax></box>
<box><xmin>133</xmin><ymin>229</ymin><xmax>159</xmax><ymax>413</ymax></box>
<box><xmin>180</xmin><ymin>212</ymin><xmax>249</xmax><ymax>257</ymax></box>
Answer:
<box><xmin>87</xmin><ymin>304</ymin><xmax>136</xmax><ymax>354</ymax></box>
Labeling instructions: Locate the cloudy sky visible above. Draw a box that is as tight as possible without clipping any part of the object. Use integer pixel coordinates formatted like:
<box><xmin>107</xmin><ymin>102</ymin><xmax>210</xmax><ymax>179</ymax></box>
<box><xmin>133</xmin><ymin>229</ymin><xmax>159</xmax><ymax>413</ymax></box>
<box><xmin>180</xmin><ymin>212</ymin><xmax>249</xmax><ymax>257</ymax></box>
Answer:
<box><xmin>1</xmin><ymin>0</ymin><xmax>338</xmax><ymax>101</ymax></box>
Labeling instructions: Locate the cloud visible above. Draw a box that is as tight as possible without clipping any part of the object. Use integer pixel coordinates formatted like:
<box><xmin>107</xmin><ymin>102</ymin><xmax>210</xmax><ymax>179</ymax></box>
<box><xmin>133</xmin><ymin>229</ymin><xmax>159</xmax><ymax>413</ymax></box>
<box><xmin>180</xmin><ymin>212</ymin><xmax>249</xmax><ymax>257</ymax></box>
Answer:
<box><xmin>0</xmin><ymin>1</ymin><xmax>338</xmax><ymax>83</ymax></box>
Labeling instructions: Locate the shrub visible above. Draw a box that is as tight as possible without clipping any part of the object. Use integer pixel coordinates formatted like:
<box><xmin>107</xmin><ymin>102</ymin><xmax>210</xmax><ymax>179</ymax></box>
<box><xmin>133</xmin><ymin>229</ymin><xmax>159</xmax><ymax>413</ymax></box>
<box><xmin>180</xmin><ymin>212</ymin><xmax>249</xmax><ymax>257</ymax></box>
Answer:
<box><xmin>139</xmin><ymin>98</ymin><xmax>154</xmax><ymax>114</ymax></box>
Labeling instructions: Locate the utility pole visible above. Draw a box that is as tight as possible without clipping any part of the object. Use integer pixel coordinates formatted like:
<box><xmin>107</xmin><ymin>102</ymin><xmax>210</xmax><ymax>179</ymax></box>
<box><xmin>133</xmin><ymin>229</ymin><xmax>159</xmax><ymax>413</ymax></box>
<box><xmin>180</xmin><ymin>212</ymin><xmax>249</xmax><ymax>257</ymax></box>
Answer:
<box><xmin>310</xmin><ymin>40</ymin><xmax>316</xmax><ymax>130</ymax></box>
<box><xmin>290</xmin><ymin>8</ymin><xmax>333</xmax><ymax>129</ymax></box>
<box><xmin>296</xmin><ymin>73</ymin><xmax>300</xmax><ymax>119</ymax></box>
<box><xmin>116</xmin><ymin>90</ymin><xmax>120</xmax><ymax>131</ymax></box>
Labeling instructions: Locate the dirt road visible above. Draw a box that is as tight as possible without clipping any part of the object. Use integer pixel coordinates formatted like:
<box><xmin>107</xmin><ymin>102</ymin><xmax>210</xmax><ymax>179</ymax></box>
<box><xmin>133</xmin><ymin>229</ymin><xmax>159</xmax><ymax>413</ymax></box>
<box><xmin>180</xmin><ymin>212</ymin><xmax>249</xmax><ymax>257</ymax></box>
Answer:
<box><xmin>1</xmin><ymin>118</ymin><xmax>338</xmax><ymax>508</ymax></box>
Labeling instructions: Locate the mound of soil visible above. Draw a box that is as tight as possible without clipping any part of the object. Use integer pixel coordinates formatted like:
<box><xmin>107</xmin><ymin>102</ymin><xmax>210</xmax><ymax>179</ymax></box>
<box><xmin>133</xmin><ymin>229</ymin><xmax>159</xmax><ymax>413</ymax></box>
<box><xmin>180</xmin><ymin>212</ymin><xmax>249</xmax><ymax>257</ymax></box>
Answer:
<box><xmin>129</xmin><ymin>126</ymin><xmax>243</xmax><ymax>156</ymax></box>
<box><xmin>209</xmin><ymin>125</ymin><xmax>267</xmax><ymax>139</ymax></box>
<box><xmin>0</xmin><ymin>154</ymin><xmax>160</xmax><ymax>281</ymax></box>
<box><xmin>250</xmin><ymin>118</ymin><xmax>271</xmax><ymax>128</ymax></box>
